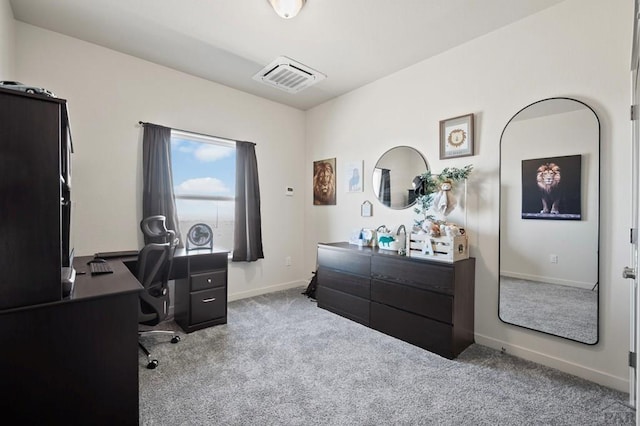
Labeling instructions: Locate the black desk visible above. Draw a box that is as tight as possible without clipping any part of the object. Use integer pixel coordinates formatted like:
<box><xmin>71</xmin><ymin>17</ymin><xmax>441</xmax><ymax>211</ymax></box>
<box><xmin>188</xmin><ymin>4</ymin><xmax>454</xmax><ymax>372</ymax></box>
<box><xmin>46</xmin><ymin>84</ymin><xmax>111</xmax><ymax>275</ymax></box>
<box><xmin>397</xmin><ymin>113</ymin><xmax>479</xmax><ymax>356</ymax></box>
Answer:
<box><xmin>0</xmin><ymin>256</ymin><xmax>142</xmax><ymax>425</ymax></box>
<box><xmin>0</xmin><ymin>248</ymin><xmax>228</xmax><ymax>424</ymax></box>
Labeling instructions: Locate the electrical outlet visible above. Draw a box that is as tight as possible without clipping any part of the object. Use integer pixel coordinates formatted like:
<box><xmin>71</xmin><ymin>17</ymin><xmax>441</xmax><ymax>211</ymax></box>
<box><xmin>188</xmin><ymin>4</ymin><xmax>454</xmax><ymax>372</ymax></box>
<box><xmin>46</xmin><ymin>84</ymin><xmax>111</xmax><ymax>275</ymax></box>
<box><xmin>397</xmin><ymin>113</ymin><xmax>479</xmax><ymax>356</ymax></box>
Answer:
<box><xmin>550</xmin><ymin>254</ymin><xmax>558</xmax><ymax>264</ymax></box>
<box><xmin>285</xmin><ymin>256</ymin><xmax>292</xmax><ymax>266</ymax></box>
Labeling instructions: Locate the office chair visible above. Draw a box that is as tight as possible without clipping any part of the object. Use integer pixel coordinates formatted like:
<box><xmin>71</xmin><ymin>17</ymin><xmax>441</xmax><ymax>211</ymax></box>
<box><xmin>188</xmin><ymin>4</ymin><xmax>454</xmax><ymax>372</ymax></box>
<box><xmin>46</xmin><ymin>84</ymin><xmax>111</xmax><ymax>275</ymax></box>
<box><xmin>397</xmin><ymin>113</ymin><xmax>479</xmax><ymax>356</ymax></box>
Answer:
<box><xmin>141</xmin><ymin>215</ymin><xmax>179</xmax><ymax>246</ymax></box>
<box><xmin>137</xmin><ymin>215</ymin><xmax>180</xmax><ymax>369</ymax></box>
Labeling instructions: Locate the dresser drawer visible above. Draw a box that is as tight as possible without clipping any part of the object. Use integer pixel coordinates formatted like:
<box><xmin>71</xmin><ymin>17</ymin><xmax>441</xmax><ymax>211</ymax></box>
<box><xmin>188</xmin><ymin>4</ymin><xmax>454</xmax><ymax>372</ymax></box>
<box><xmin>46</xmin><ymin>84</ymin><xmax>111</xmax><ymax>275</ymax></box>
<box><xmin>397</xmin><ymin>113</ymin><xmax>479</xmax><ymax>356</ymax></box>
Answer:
<box><xmin>190</xmin><ymin>287</ymin><xmax>226</xmax><ymax>324</ymax></box>
<box><xmin>370</xmin><ymin>301</ymin><xmax>454</xmax><ymax>359</ymax></box>
<box><xmin>317</xmin><ymin>286</ymin><xmax>370</xmax><ymax>326</ymax></box>
<box><xmin>318</xmin><ymin>267</ymin><xmax>370</xmax><ymax>299</ymax></box>
<box><xmin>371</xmin><ymin>255</ymin><xmax>454</xmax><ymax>294</ymax></box>
<box><xmin>371</xmin><ymin>279</ymin><xmax>453</xmax><ymax>324</ymax></box>
<box><xmin>190</xmin><ymin>270</ymin><xmax>226</xmax><ymax>291</ymax></box>
<box><xmin>318</xmin><ymin>246</ymin><xmax>370</xmax><ymax>276</ymax></box>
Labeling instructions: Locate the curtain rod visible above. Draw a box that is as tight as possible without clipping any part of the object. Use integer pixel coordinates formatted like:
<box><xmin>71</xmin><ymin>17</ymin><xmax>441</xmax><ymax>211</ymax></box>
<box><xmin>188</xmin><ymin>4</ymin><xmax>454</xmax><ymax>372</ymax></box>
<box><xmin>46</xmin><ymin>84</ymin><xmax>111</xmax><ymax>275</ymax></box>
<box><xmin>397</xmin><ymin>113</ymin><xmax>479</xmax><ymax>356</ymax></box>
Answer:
<box><xmin>138</xmin><ymin>121</ymin><xmax>255</xmax><ymax>145</ymax></box>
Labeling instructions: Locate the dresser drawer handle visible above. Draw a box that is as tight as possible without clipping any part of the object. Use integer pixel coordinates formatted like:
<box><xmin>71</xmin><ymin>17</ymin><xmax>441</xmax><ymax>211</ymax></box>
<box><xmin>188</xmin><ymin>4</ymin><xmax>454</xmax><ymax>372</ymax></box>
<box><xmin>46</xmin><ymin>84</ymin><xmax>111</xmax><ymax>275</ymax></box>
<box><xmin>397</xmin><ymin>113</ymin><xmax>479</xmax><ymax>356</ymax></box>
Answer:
<box><xmin>207</xmin><ymin>278</ymin><xmax>212</xmax><ymax>283</ymax></box>
<box><xmin>202</xmin><ymin>297</ymin><xmax>216</xmax><ymax>303</ymax></box>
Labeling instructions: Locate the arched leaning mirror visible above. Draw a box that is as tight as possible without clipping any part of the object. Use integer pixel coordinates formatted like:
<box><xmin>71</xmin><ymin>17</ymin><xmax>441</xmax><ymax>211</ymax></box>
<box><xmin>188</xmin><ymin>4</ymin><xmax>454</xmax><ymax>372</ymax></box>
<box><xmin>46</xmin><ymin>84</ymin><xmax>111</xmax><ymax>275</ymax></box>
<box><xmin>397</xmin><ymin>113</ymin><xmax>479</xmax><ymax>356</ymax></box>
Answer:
<box><xmin>499</xmin><ymin>97</ymin><xmax>599</xmax><ymax>345</ymax></box>
<box><xmin>372</xmin><ymin>146</ymin><xmax>428</xmax><ymax>209</ymax></box>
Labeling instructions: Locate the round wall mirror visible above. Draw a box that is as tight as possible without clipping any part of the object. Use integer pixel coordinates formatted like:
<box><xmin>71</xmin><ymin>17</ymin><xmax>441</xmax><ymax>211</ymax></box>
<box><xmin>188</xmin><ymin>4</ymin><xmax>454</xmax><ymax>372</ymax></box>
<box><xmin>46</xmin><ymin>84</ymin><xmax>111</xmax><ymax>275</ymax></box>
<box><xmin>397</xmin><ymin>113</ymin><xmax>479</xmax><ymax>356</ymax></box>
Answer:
<box><xmin>498</xmin><ymin>97</ymin><xmax>599</xmax><ymax>345</ymax></box>
<box><xmin>372</xmin><ymin>146</ymin><xmax>428</xmax><ymax>209</ymax></box>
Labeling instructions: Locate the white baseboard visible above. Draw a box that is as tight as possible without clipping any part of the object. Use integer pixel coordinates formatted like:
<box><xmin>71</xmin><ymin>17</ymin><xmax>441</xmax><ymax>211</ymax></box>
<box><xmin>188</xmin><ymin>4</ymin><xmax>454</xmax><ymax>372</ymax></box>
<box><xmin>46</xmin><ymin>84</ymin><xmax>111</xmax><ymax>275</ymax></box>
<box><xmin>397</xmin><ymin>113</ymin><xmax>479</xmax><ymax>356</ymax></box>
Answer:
<box><xmin>475</xmin><ymin>333</ymin><xmax>629</xmax><ymax>393</ymax></box>
<box><xmin>500</xmin><ymin>271</ymin><xmax>594</xmax><ymax>290</ymax></box>
<box><xmin>228</xmin><ymin>280</ymin><xmax>307</xmax><ymax>302</ymax></box>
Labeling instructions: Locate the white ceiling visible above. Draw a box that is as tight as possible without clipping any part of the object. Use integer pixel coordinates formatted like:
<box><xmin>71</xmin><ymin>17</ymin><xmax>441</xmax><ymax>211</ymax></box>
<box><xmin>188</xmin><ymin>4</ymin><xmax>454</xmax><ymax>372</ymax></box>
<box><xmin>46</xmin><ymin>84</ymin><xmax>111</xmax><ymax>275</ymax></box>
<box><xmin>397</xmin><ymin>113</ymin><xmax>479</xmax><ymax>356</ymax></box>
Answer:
<box><xmin>10</xmin><ymin>0</ymin><xmax>565</xmax><ymax>110</ymax></box>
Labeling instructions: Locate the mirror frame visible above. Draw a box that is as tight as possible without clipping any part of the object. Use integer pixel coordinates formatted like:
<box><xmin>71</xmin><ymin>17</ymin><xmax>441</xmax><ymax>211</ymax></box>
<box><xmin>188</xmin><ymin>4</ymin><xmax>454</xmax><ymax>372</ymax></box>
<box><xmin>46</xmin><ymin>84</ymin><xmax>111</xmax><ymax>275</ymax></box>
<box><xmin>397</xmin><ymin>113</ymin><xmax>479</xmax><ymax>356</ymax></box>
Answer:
<box><xmin>498</xmin><ymin>97</ymin><xmax>600</xmax><ymax>345</ymax></box>
<box><xmin>372</xmin><ymin>145</ymin><xmax>429</xmax><ymax>210</ymax></box>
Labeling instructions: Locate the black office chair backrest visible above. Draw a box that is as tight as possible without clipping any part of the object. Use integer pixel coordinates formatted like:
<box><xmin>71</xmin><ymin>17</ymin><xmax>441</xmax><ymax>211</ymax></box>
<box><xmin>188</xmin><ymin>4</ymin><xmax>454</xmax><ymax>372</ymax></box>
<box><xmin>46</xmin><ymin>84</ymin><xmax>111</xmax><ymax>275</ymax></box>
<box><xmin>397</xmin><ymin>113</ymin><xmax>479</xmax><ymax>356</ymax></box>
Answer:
<box><xmin>140</xmin><ymin>215</ymin><xmax>177</xmax><ymax>245</ymax></box>
<box><xmin>137</xmin><ymin>242</ymin><xmax>175</xmax><ymax>326</ymax></box>
<box><xmin>138</xmin><ymin>215</ymin><xmax>179</xmax><ymax>325</ymax></box>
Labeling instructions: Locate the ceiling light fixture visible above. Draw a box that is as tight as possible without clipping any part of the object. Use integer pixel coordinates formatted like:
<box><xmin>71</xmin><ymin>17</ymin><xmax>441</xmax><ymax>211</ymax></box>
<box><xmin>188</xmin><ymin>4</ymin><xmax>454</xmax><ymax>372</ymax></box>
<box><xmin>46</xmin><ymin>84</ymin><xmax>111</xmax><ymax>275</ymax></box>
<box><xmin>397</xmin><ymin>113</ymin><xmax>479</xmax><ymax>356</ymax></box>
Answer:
<box><xmin>268</xmin><ymin>0</ymin><xmax>306</xmax><ymax>19</ymax></box>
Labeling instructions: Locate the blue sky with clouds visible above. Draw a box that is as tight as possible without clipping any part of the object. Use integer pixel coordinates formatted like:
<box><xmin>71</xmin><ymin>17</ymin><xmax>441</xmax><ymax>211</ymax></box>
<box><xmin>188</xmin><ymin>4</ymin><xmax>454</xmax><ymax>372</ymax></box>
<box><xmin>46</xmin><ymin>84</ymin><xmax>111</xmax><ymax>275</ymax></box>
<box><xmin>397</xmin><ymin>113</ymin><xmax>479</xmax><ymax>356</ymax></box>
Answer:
<box><xmin>171</xmin><ymin>137</ymin><xmax>236</xmax><ymax>197</ymax></box>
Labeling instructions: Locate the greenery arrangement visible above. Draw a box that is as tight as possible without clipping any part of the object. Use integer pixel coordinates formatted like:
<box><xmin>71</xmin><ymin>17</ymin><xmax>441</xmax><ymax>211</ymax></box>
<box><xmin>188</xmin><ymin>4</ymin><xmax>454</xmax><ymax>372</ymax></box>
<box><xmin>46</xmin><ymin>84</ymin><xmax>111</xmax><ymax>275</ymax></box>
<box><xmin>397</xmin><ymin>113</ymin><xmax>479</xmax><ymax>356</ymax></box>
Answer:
<box><xmin>413</xmin><ymin>165</ymin><xmax>473</xmax><ymax>229</ymax></box>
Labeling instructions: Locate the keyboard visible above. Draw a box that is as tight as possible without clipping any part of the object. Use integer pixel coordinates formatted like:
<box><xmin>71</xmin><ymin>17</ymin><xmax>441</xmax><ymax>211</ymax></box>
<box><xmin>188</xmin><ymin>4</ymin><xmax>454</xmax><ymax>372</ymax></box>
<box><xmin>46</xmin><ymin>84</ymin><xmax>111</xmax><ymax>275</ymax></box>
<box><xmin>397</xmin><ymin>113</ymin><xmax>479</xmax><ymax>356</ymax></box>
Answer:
<box><xmin>90</xmin><ymin>261</ymin><xmax>114</xmax><ymax>275</ymax></box>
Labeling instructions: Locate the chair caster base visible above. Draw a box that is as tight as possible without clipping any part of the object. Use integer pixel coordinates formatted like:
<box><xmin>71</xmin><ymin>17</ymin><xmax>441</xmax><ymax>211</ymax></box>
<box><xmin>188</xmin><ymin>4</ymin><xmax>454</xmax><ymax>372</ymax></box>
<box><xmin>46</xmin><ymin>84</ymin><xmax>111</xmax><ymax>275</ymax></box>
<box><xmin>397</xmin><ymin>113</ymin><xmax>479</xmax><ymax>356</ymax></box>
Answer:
<box><xmin>171</xmin><ymin>336</ymin><xmax>180</xmax><ymax>344</ymax></box>
<box><xmin>147</xmin><ymin>359</ymin><xmax>159</xmax><ymax>369</ymax></box>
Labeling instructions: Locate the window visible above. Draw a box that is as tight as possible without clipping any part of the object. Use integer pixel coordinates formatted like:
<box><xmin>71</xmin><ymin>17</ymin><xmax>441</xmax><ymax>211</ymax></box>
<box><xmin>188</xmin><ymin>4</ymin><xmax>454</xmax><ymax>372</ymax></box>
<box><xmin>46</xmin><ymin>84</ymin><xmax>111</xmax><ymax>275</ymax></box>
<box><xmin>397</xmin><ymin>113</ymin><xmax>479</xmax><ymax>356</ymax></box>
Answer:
<box><xmin>170</xmin><ymin>130</ymin><xmax>236</xmax><ymax>251</ymax></box>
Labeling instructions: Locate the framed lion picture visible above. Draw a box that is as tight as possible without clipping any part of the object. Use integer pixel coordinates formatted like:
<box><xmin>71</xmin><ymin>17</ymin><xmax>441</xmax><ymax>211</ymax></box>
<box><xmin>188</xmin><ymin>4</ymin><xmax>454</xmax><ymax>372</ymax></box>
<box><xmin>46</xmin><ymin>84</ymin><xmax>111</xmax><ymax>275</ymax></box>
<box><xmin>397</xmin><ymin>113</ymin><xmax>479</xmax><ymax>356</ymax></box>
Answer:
<box><xmin>521</xmin><ymin>154</ymin><xmax>581</xmax><ymax>220</ymax></box>
<box><xmin>313</xmin><ymin>158</ymin><xmax>336</xmax><ymax>205</ymax></box>
<box><xmin>440</xmin><ymin>113</ymin><xmax>474</xmax><ymax>159</ymax></box>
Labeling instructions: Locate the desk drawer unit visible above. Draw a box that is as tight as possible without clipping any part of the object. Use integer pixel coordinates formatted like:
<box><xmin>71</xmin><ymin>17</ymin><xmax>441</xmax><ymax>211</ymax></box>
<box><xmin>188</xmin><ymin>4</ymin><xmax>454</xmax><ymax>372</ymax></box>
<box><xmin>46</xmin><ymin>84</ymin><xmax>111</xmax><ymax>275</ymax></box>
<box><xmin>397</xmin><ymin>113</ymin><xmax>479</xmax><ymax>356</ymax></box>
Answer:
<box><xmin>175</xmin><ymin>251</ymin><xmax>228</xmax><ymax>333</ymax></box>
<box><xmin>316</xmin><ymin>243</ymin><xmax>475</xmax><ymax>359</ymax></box>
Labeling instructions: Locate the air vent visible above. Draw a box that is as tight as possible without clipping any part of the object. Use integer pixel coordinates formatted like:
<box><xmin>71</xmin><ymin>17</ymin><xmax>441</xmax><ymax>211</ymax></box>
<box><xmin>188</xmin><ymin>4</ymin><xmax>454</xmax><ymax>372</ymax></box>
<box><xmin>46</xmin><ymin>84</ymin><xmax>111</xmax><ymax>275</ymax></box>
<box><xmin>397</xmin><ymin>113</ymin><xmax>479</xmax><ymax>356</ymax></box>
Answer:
<box><xmin>252</xmin><ymin>56</ymin><xmax>326</xmax><ymax>94</ymax></box>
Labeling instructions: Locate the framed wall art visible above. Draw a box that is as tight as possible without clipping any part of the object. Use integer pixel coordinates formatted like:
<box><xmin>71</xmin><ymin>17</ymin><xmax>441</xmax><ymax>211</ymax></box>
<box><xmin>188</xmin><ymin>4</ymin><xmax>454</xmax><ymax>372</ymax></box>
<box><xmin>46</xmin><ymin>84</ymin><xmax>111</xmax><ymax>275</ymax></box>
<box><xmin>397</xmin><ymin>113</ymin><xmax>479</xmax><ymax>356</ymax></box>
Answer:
<box><xmin>313</xmin><ymin>157</ymin><xmax>336</xmax><ymax>205</ymax></box>
<box><xmin>440</xmin><ymin>113</ymin><xmax>474</xmax><ymax>159</ymax></box>
<box><xmin>521</xmin><ymin>154</ymin><xmax>582</xmax><ymax>220</ymax></box>
<box><xmin>361</xmin><ymin>200</ymin><xmax>373</xmax><ymax>217</ymax></box>
<box><xmin>345</xmin><ymin>160</ymin><xmax>364</xmax><ymax>192</ymax></box>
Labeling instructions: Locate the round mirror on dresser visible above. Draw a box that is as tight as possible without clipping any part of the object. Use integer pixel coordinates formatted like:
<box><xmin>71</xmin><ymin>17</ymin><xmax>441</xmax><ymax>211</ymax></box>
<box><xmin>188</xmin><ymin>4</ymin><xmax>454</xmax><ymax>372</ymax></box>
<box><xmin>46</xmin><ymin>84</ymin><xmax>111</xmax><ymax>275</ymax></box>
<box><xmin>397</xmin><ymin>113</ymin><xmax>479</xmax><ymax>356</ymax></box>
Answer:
<box><xmin>372</xmin><ymin>146</ymin><xmax>429</xmax><ymax>209</ymax></box>
<box><xmin>498</xmin><ymin>97</ymin><xmax>600</xmax><ymax>344</ymax></box>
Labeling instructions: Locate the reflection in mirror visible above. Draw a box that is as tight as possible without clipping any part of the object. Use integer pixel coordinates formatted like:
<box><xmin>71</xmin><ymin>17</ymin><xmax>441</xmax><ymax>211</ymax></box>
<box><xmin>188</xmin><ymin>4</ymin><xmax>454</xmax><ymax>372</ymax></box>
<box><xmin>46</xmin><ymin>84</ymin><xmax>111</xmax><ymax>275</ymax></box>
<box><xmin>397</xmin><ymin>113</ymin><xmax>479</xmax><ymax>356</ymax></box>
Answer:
<box><xmin>499</xmin><ymin>98</ymin><xmax>599</xmax><ymax>344</ymax></box>
<box><xmin>372</xmin><ymin>146</ymin><xmax>428</xmax><ymax>209</ymax></box>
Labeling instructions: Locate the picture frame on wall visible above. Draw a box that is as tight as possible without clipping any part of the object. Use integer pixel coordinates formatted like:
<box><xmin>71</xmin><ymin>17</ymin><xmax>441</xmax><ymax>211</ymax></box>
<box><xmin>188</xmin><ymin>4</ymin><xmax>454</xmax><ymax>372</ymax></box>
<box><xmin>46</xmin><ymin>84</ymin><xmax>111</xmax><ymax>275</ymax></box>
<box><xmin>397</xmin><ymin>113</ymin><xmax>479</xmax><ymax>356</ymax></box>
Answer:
<box><xmin>313</xmin><ymin>157</ymin><xmax>337</xmax><ymax>205</ymax></box>
<box><xmin>361</xmin><ymin>200</ymin><xmax>372</xmax><ymax>217</ymax></box>
<box><xmin>345</xmin><ymin>160</ymin><xmax>364</xmax><ymax>192</ymax></box>
<box><xmin>521</xmin><ymin>154</ymin><xmax>582</xmax><ymax>220</ymax></box>
<box><xmin>440</xmin><ymin>113</ymin><xmax>474</xmax><ymax>159</ymax></box>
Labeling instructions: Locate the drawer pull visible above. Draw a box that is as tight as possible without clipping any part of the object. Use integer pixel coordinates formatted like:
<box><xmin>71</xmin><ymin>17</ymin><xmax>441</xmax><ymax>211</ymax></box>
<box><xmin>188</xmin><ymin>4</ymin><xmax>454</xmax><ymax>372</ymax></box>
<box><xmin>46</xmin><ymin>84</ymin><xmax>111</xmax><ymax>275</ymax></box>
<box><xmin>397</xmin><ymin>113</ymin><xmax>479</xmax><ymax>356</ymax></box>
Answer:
<box><xmin>207</xmin><ymin>278</ymin><xmax>212</xmax><ymax>283</ymax></box>
<box><xmin>202</xmin><ymin>297</ymin><xmax>216</xmax><ymax>303</ymax></box>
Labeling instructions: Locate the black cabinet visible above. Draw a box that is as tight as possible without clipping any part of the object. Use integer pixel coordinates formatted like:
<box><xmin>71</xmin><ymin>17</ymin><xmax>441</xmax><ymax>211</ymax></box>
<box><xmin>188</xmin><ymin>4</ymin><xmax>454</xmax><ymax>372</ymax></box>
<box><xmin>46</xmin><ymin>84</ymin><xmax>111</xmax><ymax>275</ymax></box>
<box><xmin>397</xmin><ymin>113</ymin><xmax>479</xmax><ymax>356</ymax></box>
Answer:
<box><xmin>0</xmin><ymin>88</ymin><xmax>71</xmax><ymax>310</ymax></box>
<box><xmin>317</xmin><ymin>242</ymin><xmax>475</xmax><ymax>359</ymax></box>
<box><xmin>174</xmin><ymin>249</ymin><xmax>228</xmax><ymax>332</ymax></box>
<box><xmin>0</xmin><ymin>256</ymin><xmax>142</xmax><ymax>424</ymax></box>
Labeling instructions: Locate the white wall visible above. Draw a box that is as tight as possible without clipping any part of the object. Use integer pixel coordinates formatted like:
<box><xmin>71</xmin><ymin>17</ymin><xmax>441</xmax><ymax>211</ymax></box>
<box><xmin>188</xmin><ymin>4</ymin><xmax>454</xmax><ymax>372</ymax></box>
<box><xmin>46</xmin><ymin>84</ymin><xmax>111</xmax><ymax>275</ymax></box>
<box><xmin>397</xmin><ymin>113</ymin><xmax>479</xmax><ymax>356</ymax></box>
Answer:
<box><xmin>0</xmin><ymin>0</ymin><xmax>14</xmax><ymax>77</ymax></box>
<box><xmin>14</xmin><ymin>23</ymin><xmax>308</xmax><ymax>301</ymax></box>
<box><xmin>305</xmin><ymin>0</ymin><xmax>633</xmax><ymax>391</ymax></box>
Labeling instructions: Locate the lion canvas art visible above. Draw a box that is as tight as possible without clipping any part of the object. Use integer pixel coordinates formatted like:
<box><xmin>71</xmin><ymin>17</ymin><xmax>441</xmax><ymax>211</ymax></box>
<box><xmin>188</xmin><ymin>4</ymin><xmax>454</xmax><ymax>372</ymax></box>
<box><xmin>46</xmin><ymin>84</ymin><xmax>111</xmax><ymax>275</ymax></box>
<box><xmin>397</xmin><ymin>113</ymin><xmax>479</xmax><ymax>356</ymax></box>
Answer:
<box><xmin>537</xmin><ymin>163</ymin><xmax>562</xmax><ymax>214</ymax></box>
<box><xmin>313</xmin><ymin>158</ymin><xmax>336</xmax><ymax>205</ymax></box>
<box><xmin>521</xmin><ymin>154</ymin><xmax>582</xmax><ymax>220</ymax></box>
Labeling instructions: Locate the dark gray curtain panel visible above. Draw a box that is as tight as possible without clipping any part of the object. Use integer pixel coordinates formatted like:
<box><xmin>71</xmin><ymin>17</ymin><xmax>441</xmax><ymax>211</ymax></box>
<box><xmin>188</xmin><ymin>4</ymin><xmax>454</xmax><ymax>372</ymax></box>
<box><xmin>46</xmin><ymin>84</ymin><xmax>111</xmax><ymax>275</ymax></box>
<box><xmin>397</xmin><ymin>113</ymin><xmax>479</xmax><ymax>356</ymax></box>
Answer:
<box><xmin>141</xmin><ymin>123</ymin><xmax>182</xmax><ymax>246</ymax></box>
<box><xmin>379</xmin><ymin>168</ymin><xmax>391</xmax><ymax>207</ymax></box>
<box><xmin>232</xmin><ymin>141</ymin><xmax>264</xmax><ymax>262</ymax></box>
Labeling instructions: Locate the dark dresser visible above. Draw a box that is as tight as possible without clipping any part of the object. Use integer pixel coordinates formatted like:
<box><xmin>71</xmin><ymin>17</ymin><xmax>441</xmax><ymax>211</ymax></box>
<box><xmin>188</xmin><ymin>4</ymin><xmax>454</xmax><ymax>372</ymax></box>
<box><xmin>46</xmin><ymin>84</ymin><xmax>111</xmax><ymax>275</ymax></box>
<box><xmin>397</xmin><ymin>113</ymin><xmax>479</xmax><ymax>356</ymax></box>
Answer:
<box><xmin>317</xmin><ymin>242</ymin><xmax>475</xmax><ymax>359</ymax></box>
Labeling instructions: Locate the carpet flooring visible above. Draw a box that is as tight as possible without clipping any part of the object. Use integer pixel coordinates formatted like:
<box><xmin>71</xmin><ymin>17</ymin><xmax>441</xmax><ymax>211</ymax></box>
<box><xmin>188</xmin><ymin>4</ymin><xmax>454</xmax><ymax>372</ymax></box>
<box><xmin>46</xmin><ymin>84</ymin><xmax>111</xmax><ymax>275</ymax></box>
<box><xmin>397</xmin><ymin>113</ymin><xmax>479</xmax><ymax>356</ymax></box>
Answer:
<box><xmin>139</xmin><ymin>287</ymin><xmax>632</xmax><ymax>425</ymax></box>
<box><xmin>499</xmin><ymin>276</ymin><xmax>597</xmax><ymax>344</ymax></box>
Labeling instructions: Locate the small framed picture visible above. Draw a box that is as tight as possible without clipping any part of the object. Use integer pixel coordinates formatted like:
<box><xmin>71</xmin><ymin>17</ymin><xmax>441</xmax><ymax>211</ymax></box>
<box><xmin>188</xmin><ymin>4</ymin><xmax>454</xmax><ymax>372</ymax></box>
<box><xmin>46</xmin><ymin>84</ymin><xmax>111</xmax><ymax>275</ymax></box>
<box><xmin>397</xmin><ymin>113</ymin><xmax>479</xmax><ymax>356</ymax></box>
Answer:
<box><xmin>361</xmin><ymin>200</ymin><xmax>373</xmax><ymax>217</ymax></box>
<box><xmin>345</xmin><ymin>160</ymin><xmax>364</xmax><ymax>192</ymax></box>
<box><xmin>440</xmin><ymin>113</ymin><xmax>474</xmax><ymax>160</ymax></box>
